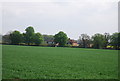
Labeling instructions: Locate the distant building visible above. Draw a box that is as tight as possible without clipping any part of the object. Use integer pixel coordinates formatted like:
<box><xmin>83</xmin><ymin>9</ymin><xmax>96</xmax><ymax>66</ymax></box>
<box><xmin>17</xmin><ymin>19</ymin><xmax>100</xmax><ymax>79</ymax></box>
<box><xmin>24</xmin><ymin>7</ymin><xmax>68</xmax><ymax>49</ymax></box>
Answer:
<box><xmin>67</xmin><ymin>38</ymin><xmax>79</xmax><ymax>46</ymax></box>
<box><xmin>72</xmin><ymin>42</ymin><xmax>79</xmax><ymax>46</ymax></box>
<box><xmin>46</xmin><ymin>40</ymin><xmax>55</xmax><ymax>44</ymax></box>
<box><xmin>43</xmin><ymin>34</ymin><xmax>55</xmax><ymax>45</ymax></box>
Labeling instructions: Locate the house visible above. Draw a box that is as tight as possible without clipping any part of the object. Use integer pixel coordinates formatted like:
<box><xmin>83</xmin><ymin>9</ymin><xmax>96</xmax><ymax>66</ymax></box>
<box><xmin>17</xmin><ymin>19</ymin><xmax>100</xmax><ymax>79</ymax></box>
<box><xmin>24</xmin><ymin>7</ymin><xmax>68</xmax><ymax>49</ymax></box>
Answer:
<box><xmin>43</xmin><ymin>34</ymin><xmax>55</xmax><ymax>45</ymax></box>
<box><xmin>72</xmin><ymin>42</ymin><xmax>79</xmax><ymax>46</ymax></box>
<box><xmin>67</xmin><ymin>38</ymin><xmax>79</xmax><ymax>46</ymax></box>
<box><xmin>46</xmin><ymin>40</ymin><xmax>55</xmax><ymax>44</ymax></box>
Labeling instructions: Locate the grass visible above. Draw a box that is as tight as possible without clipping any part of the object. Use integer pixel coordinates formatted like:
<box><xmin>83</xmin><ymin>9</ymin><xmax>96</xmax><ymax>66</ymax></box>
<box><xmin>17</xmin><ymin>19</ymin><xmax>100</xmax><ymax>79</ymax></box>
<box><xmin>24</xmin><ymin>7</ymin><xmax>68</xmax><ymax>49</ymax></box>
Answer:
<box><xmin>2</xmin><ymin>45</ymin><xmax>118</xmax><ymax>79</ymax></box>
<box><xmin>0</xmin><ymin>45</ymin><xmax>2</xmax><ymax>80</ymax></box>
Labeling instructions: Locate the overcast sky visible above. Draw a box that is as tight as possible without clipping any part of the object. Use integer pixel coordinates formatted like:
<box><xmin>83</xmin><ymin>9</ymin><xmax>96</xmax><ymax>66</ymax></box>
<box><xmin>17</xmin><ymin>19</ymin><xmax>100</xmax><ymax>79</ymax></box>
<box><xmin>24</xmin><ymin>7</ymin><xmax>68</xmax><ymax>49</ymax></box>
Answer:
<box><xmin>0</xmin><ymin>0</ymin><xmax>119</xmax><ymax>40</ymax></box>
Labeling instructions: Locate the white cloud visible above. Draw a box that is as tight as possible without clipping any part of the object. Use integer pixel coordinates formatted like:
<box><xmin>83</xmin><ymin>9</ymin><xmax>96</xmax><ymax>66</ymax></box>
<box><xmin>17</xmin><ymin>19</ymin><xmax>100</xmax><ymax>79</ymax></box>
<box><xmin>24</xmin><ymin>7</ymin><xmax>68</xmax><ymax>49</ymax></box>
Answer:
<box><xmin>1</xmin><ymin>1</ymin><xmax>118</xmax><ymax>39</ymax></box>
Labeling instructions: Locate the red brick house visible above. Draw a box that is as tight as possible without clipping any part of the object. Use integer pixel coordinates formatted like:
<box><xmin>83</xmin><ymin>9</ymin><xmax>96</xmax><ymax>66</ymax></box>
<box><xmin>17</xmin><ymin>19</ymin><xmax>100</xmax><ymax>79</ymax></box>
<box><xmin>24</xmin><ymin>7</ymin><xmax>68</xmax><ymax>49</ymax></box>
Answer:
<box><xmin>67</xmin><ymin>38</ymin><xmax>79</xmax><ymax>46</ymax></box>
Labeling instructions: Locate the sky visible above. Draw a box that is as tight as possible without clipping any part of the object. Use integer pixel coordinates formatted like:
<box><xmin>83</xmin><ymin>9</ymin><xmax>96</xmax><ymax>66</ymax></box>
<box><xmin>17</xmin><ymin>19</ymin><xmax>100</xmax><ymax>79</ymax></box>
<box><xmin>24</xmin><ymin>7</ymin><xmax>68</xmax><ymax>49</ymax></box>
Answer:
<box><xmin>0</xmin><ymin>0</ymin><xmax>119</xmax><ymax>40</ymax></box>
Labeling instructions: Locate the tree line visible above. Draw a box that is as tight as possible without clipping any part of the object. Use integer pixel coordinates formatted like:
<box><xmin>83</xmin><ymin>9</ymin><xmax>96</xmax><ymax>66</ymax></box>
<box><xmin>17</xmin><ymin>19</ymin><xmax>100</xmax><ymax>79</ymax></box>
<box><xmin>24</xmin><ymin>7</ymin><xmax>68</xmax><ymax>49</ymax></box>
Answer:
<box><xmin>78</xmin><ymin>33</ymin><xmax>120</xmax><ymax>49</ymax></box>
<box><xmin>2</xmin><ymin>26</ymin><xmax>120</xmax><ymax>50</ymax></box>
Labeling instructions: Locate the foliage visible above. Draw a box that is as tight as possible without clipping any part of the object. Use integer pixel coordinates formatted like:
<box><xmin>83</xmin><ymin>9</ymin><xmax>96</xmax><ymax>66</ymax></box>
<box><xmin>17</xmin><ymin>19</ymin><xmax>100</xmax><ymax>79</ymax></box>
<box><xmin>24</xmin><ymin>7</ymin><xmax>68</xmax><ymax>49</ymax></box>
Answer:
<box><xmin>2</xmin><ymin>34</ymin><xmax>11</xmax><ymax>44</ymax></box>
<box><xmin>0</xmin><ymin>34</ymin><xmax>2</xmax><ymax>42</ymax></box>
<box><xmin>103</xmin><ymin>33</ymin><xmax>111</xmax><ymax>48</ymax></box>
<box><xmin>24</xmin><ymin>26</ymin><xmax>35</xmax><ymax>45</ymax></box>
<box><xmin>9</xmin><ymin>30</ymin><xmax>23</xmax><ymax>44</ymax></box>
<box><xmin>79</xmin><ymin>34</ymin><xmax>91</xmax><ymax>48</ymax></box>
<box><xmin>2</xmin><ymin>26</ymin><xmax>120</xmax><ymax>50</ymax></box>
<box><xmin>65</xmin><ymin>44</ymin><xmax>72</xmax><ymax>47</ymax></box>
<box><xmin>110</xmin><ymin>32</ymin><xmax>120</xmax><ymax>49</ymax></box>
<box><xmin>92</xmin><ymin>33</ymin><xmax>105</xmax><ymax>49</ymax></box>
<box><xmin>3</xmin><ymin>45</ymin><xmax>118</xmax><ymax>79</ymax></box>
<box><xmin>54</xmin><ymin>31</ymin><xmax>68</xmax><ymax>46</ymax></box>
<box><xmin>33</xmin><ymin>33</ymin><xmax>43</xmax><ymax>45</ymax></box>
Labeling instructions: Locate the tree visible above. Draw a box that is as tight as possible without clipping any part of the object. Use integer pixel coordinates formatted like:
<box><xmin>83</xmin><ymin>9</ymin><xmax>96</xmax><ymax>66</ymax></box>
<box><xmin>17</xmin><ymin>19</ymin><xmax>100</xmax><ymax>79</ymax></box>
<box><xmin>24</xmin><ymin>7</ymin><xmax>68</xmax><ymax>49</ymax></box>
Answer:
<box><xmin>24</xmin><ymin>26</ymin><xmax>35</xmax><ymax>45</ymax></box>
<box><xmin>103</xmin><ymin>33</ymin><xmax>111</xmax><ymax>48</ymax></box>
<box><xmin>92</xmin><ymin>33</ymin><xmax>105</xmax><ymax>49</ymax></box>
<box><xmin>79</xmin><ymin>34</ymin><xmax>91</xmax><ymax>48</ymax></box>
<box><xmin>33</xmin><ymin>33</ymin><xmax>43</xmax><ymax>45</ymax></box>
<box><xmin>110</xmin><ymin>32</ymin><xmax>120</xmax><ymax>49</ymax></box>
<box><xmin>0</xmin><ymin>34</ymin><xmax>2</xmax><ymax>42</ymax></box>
<box><xmin>10</xmin><ymin>30</ymin><xmax>22</xmax><ymax>44</ymax></box>
<box><xmin>54</xmin><ymin>31</ymin><xmax>68</xmax><ymax>46</ymax></box>
<box><xmin>2</xmin><ymin>34</ymin><xmax>11</xmax><ymax>44</ymax></box>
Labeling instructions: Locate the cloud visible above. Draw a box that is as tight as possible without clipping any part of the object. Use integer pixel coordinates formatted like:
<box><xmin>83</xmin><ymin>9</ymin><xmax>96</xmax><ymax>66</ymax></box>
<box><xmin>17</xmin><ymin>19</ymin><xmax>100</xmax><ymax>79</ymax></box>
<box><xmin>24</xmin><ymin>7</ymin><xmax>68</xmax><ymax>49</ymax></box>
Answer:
<box><xmin>0</xmin><ymin>3</ymin><xmax>2</xmax><ymax>34</ymax></box>
<box><xmin>1</xmin><ymin>1</ymin><xmax>118</xmax><ymax>39</ymax></box>
<box><xmin>0</xmin><ymin>0</ymin><xmax>119</xmax><ymax>2</ymax></box>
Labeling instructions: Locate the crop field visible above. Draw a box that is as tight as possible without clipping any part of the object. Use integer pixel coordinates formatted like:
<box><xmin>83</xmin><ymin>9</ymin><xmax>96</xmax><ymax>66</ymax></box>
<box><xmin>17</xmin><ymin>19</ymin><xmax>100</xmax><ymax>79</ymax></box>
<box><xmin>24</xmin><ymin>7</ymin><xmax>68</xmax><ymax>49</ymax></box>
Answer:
<box><xmin>2</xmin><ymin>45</ymin><xmax>118</xmax><ymax>79</ymax></box>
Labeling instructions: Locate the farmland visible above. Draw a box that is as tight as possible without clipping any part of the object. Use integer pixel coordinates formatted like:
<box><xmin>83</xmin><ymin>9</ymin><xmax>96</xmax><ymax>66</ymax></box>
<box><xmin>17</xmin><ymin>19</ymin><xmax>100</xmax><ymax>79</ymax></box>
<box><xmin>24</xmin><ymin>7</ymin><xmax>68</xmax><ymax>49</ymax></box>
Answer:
<box><xmin>2</xmin><ymin>45</ymin><xmax>118</xmax><ymax>79</ymax></box>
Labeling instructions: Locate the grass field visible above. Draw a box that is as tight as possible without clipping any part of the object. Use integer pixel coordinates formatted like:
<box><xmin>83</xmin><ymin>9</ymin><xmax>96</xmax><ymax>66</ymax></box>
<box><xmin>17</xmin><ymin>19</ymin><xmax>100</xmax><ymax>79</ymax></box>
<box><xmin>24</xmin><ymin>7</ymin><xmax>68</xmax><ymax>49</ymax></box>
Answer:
<box><xmin>2</xmin><ymin>45</ymin><xmax>118</xmax><ymax>79</ymax></box>
<box><xmin>0</xmin><ymin>45</ymin><xmax>2</xmax><ymax>80</ymax></box>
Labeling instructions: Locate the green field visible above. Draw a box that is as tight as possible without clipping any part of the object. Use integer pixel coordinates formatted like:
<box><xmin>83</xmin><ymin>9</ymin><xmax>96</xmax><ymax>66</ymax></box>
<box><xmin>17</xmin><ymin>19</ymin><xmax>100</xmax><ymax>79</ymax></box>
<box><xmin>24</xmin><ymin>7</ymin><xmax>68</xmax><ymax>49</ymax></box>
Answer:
<box><xmin>2</xmin><ymin>45</ymin><xmax>118</xmax><ymax>79</ymax></box>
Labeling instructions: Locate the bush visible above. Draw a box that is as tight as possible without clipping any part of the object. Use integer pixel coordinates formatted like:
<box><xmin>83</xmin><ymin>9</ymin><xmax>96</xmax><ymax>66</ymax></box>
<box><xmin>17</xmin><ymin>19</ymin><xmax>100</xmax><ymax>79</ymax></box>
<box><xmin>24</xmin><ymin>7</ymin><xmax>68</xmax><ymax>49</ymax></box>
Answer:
<box><xmin>65</xmin><ymin>44</ymin><xmax>72</xmax><ymax>47</ymax></box>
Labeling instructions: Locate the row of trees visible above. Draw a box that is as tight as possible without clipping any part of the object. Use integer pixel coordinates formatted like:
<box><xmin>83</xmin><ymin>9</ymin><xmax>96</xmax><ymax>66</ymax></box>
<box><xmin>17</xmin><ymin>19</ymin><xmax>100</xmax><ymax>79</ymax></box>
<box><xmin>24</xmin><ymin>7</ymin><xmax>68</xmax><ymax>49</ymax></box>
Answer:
<box><xmin>8</xmin><ymin>26</ymin><xmax>68</xmax><ymax>46</ymax></box>
<box><xmin>2</xmin><ymin>26</ymin><xmax>120</xmax><ymax>49</ymax></box>
<box><xmin>78</xmin><ymin>33</ymin><xmax>120</xmax><ymax>49</ymax></box>
<box><xmin>10</xmin><ymin>26</ymin><xmax>43</xmax><ymax>45</ymax></box>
